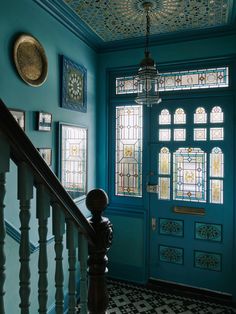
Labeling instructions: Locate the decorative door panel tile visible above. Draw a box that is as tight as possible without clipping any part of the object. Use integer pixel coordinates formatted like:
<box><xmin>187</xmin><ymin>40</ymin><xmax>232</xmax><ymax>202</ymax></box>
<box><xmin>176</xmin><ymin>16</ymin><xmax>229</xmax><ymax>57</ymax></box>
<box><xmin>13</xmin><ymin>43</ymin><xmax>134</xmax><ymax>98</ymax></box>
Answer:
<box><xmin>194</xmin><ymin>250</ymin><xmax>221</xmax><ymax>271</ymax></box>
<box><xmin>195</xmin><ymin>222</ymin><xmax>222</xmax><ymax>242</ymax></box>
<box><xmin>159</xmin><ymin>219</ymin><xmax>184</xmax><ymax>237</ymax></box>
<box><xmin>159</xmin><ymin>245</ymin><xmax>183</xmax><ymax>265</ymax></box>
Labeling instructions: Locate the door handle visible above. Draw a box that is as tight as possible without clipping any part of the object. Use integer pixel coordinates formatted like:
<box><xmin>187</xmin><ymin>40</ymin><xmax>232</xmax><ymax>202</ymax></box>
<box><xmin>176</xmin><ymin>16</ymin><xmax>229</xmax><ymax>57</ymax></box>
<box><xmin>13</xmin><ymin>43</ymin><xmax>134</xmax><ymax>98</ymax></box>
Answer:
<box><xmin>147</xmin><ymin>184</ymin><xmax>159</xmax><ymax>193</ymax></box>
<box><xmin>151</xmin><ymin>217</ymin><xmax>157</xmax><ymax>231</ymax></box>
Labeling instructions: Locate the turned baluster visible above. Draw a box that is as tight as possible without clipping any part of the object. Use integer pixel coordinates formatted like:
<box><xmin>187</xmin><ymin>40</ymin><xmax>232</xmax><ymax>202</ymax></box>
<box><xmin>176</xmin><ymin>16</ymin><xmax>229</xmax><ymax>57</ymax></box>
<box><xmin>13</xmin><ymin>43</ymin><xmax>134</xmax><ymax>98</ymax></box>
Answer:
<box><xmin>78</xmin><ymin>233</ymin><xmax>88</xmax><ymax>314</ymax></box>
<box><xmin>18</xmin><ymin>162</ymin><xmax>34</xmax><ymax>314</ymax></box>
<box><xmin>36</xmin><ymin>185</ymin><xmax>50</xmax><ymax>314</ymax></box>
<box><xmin>86</xmin><ymin>189</ymin><xmax>113</xmax><ymax>314</ymax></box>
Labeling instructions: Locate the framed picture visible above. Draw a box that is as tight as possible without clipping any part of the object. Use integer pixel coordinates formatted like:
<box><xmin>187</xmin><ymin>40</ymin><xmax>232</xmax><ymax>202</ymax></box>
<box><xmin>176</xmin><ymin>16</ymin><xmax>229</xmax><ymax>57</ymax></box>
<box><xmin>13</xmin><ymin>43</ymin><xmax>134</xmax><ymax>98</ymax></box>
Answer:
<box><xmin>38</xmin><ymin>148</ymin><xmax>52</xmax><ymax>166</ymax></box>
<box><xmin>59</xmin><ymin>123</ymin><xmax>87</xmax><ymax>200</ymax></box>
<box><xmin>37</xmin><ymin>111</ymin><xmax>52</xmax><ymax>131</ymax></box>
<box><xmin>9</xmin><ymin>109</ymin><xmax>25</xmax><ymax>130</ymax></box>
<box><xmin>61</xmin><ymin>56</ymin><xmax>87</xmax><ymax>113</ymax></box>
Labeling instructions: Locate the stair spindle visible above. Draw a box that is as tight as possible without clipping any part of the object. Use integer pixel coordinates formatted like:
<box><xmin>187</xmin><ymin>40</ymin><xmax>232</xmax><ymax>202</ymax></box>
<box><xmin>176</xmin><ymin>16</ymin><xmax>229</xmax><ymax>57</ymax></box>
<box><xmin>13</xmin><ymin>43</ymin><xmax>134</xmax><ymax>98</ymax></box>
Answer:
<box><xmin>78</xmin><ymin>233</ymin><xmax>88</xmax><ymax>314</ymax></box>
<box><xmin>36</xmin><ymin>185</ymin><xmax>50</xmax><ymax>314</ymax></box>
<box><xmin>66</xmin><ymin>219</ymin><xmax>78</xmax><ymax>314</ymax></box>
<box><xmin>52</xmin><ymin>203</ymin><xmax>65</xmax><ymax>314</ymax></box>
<box><xmin>18</xmin><ymin>162</ymin><xmax>34</xmax><ymax>314</ymax></box>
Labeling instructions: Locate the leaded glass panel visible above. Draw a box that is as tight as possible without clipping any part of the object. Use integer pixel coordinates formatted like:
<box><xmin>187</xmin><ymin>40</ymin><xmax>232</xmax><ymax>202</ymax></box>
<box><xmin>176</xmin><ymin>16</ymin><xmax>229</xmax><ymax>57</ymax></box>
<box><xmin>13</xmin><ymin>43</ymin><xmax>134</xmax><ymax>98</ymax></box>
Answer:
<box><xmin>174</xmin><ymin>129</ymin><xmax>186</xmax><ymax>141</ymax></box>
<box><xmin>115</xmin><ymin>67</ymin><xmax>229</xmax><ymax>94</ymax></box>
<box><xmin>210</xmin><ymin>128</ymin><xmax>224</xmax><ymax>140</ymax></box>
<box><xmin>173</xmin><ymin>148</ymin><xmax>206</xmax><ymax>202</ymax></box>
<box><xmin>210</xmin><ymin>180</ymin><xmax>223</xmax><ymax>204</ymax></box>
<box><xmin>194</xmin><ymin>107</ymin><xmax>207</xmax><ymax>124</ymax></box>
<box><xmin>159</xmin><ymin>147</ymin><xmax>170</xmax><ymax>175</ymax></box>
<box><xmin>115</xmin><ymin>105</ymin><xmax>143</xmax><ymax>197</ymax></box>
<box><xmin>210</xmin><ymin>106</ymin><xmax>224</xmax><ymax>123</ymax></box>
<box><xmin>174</xmin><ymin>108</ymin><xmax>186</xmax><ymax>124</ymax></box>
<box><xmin>194</xmin><ymin>128</ymin><xmax>207</xmax><ymax>141</ymax></box>
<box><xmin>116</xmin><ymin>76</ymin><xmax>138</xmax><ymax>94</ymax></box>
<box><xmin>61</xmin><ymin>124</ymin><xmax>87</xmax><ymax>200</ymax></box>
<box><xmin>210</xmin><ymin>147</ymin><xmax>224</xmax><ymax>178</ymax></box>
<box><xmin>159</xmin><ymin>109</ymin><xmax>171</xmax><ymax>125</ymax></box>
<box><xmin>158</xmin><ymin>177</ymin><xmax>170</xmax><ymax>200</ymax></box>
<box><xmin>159</xmin><ymin>129</ymin><xmax>171</xmax><ymax>141</ymax></box>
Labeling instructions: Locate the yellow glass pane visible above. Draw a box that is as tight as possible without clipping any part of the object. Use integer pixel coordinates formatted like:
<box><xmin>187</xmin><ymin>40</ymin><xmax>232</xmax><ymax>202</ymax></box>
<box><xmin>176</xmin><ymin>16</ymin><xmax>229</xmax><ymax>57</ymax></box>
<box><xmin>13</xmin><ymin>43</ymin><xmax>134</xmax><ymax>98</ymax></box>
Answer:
<box><xmin>159</xmin><ymin>147</ymin><xmax>170</xmax><ymax>175</ymax></box>
<box><xmin>159</xmin><ymin>177</ymin><xmax>170</xmax><ymax>200</ymax></box>
<box><xmin>210</xmin><ymin>180</ymin><xmax>223</xmax><ymax>204</ymax></box>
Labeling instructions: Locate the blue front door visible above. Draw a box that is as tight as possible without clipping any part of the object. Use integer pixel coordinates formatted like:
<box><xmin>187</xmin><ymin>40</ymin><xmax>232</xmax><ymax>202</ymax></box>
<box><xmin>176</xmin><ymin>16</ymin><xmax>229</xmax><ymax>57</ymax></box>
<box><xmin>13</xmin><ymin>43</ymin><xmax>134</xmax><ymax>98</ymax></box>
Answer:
<box><xmin>149</xmin><ymin>95</ymin><xmax>234</xmax><ymax>293</ymax></box>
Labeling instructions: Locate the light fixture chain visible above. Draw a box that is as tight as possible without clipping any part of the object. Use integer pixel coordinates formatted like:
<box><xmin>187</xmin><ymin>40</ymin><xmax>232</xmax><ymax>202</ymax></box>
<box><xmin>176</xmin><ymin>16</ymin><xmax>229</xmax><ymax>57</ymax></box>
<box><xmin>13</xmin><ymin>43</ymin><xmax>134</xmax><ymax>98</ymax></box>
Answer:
<box><xmin>145</xmin><ymin>7</ymin><xmax>150</xmax><ymax>54</ymax></box>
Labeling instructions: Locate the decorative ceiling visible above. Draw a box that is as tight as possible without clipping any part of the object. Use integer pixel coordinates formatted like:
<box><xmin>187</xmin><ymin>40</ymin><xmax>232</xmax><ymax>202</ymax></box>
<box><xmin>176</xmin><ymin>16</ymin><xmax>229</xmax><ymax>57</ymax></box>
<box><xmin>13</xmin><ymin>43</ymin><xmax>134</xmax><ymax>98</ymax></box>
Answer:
<box><xmin>35</xmin><ymin>0</ymin><xmax>236</xmax><ymax>51</ymax></box>
<box><xmin>63</xmin><ymin>0</ymin><xmax>235</xmax><ymax>42</ymax></box>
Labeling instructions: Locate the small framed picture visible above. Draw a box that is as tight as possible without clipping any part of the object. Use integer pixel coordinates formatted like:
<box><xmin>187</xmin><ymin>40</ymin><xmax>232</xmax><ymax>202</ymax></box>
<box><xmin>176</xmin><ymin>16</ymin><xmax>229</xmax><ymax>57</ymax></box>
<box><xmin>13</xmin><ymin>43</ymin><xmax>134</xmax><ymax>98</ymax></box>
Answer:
<box><xmin>9</xmin><ymin>109</ymin><xmax>25</xmax><ymax>130</ymax></box>
<box><xmin>38</xmin><ymin>148</ymin><xmax>52</xmax><ymax>166</ymax></box>
<box><xmin>37</xmin><ymin>112</ymin><xmax>52</xmax><ymax>131</ymax></box>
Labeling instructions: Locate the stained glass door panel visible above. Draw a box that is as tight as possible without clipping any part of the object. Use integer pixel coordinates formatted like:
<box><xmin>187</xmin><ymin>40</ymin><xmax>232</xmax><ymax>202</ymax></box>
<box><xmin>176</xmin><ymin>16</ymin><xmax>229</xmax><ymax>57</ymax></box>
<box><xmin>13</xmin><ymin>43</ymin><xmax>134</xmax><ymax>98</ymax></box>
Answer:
<box><xmin>149</xmin><ymin>97</ymin><xmax>234</xmax><ymax>294</ymax></box>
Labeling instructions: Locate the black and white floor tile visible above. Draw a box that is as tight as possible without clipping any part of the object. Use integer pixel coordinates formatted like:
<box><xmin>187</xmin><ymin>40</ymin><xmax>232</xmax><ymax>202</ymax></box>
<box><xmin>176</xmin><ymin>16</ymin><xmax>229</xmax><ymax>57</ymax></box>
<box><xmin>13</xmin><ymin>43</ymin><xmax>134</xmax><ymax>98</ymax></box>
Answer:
<box><xmin>106</xmin><ymin>280</ymin><xmax>236</xmax><ymax>314</ymax></box>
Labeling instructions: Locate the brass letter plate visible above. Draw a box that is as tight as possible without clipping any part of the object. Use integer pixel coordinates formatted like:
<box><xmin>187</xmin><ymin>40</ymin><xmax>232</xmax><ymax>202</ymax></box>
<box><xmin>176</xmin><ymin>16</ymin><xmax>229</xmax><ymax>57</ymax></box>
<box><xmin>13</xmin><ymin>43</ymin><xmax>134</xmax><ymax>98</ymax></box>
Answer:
<box><xmin>173</xmin><ymin>206</ymin><xmax>205</xmax><ymax>216</ymax></box>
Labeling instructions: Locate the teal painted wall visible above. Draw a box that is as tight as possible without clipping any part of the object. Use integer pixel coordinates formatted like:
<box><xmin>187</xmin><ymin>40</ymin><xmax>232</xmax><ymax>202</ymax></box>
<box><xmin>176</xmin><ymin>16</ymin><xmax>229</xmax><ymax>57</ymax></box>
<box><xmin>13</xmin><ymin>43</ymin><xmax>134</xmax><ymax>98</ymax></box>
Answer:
<box><xmin>0</xmin><ymin>0</ymin><xmax>97</xmax><ymax>312</ymax></box>
<box><xmin>97</xmin><ymin>35</ymin><xmax>236</xmax><ymax>285</ymax></box>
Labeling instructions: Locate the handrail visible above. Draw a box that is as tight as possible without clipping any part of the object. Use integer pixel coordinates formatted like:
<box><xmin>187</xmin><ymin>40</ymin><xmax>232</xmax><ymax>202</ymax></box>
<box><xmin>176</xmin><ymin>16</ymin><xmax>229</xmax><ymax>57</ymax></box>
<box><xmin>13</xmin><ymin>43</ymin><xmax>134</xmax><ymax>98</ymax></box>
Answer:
<box><xmin>0</xmin><ymin>99</ymin><xmax>96</xmax><ymax>245</ymax></box>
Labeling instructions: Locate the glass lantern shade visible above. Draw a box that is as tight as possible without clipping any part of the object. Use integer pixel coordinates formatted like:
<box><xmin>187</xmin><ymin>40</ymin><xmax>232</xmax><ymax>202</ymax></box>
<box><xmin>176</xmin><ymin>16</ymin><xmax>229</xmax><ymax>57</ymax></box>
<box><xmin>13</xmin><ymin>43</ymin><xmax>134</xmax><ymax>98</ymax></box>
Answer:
<box><xmin>135</xmin><ymin>52</ymin><xmax>161</xmax><ymax>107</ymax></box>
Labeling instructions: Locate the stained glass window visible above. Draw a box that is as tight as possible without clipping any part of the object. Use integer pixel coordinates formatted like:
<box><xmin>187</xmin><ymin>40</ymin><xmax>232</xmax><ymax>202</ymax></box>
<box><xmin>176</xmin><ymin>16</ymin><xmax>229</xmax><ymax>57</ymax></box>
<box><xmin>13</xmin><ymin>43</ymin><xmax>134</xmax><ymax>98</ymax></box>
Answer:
<box><xmin>210</xmin><ymin>147</ymin><xmax>224</xmax><ymax>178</ymax></box>
<box><xmin>159</xmin><ymin>129</ymin><xmax>171</xmax><ymax>141</ymax></box>
<box><xmin>159</xmin><ymin>177</ymin><xmax>170</xmax><ymax>200</ymax></box>
<box><xmin>173</xmin><ymin>148</ymin><xmax>207</xmax><ymax>202</ymax></box>
<box><xmin>116</xmin><ymin>76</ymin><xmax>138</xmax><ymax>94</ymax></box>
<box><xmin>60</xmin><ymin>124</ymin><xmax>87</xmax><ymax>200</ymax></box>
<box><xmin>159</xmin><ymin>147</ymin><xmax>170</xmax><ymax>175</ymax></box>
<box><xmin>159</xmin><ymin>109</ymin><xmax>171</xmax><ymax>125</ymax></box>
<box><xmin>210</xmin><ymin>106</ymin><xmax>224</xmax><ymax>123</ymax></box>
<box><xmin>116</xmin><ymin>67</ymin><xmax>229</xmax><ymax>94</ymax></box>
<box><xmin>174</xmin><ymin>129</ymin><xmax>186</xmax><ymax>141</ymax></box>
<box><xmin>115</xmin><ymin>105</ymin><xmax>143</xmax><ymax>197</ymax></box>
<box><xmin>194</xmin><ymin>128</ymin><xmax>207</xmax><ymax>141</ymax></box>
<box><xmin>174</xmin><ymin>108</ymin><xmax>186</xmax><ymax>124</ymax></box>
<box><xmin>210</xmin><ymin>180</ymin><xmax>223</xmax><ymax>204</ymax></box>
<box><xmin>210</xmin><ymin>128</ymin><xmax>224</xmax><ymax>140</ymax></box>
<box><xmin>194</xmin><ymin>107</ymin><xmax>207</xmax><ymax>124</ymax></box>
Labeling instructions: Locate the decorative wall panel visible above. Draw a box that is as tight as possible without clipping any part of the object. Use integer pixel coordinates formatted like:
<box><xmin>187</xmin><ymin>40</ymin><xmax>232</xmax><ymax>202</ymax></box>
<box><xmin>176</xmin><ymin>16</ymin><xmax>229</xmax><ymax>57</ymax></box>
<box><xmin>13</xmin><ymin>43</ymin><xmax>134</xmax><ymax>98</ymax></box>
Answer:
<box><xmin>159</xmin><ymin>219</ymin><xmax>184</xmax><ymax>237</ymax></box>
<box><xmin>159</xmin><ymin>245</ymin><xmax>183</xmax><ymax>265</ymax></box>
<box><xmin>195</xmin><ymin>222</ymin><xmax>222</xmax><ymax>242</ymax></box>
<box><xmin>194</xmin><ymin>251</ymin><xmax>221</xmax><ymax>271</ymax></box>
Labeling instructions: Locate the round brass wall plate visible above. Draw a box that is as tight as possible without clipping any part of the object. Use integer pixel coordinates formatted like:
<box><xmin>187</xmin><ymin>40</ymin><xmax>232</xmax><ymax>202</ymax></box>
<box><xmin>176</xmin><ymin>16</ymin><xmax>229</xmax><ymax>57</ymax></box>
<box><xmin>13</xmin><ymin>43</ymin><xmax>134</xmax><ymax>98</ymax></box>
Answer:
<box><xmin>13</xmin><ymin>34</ymin><xmax>48</xmax><ymax>87</ymax></box>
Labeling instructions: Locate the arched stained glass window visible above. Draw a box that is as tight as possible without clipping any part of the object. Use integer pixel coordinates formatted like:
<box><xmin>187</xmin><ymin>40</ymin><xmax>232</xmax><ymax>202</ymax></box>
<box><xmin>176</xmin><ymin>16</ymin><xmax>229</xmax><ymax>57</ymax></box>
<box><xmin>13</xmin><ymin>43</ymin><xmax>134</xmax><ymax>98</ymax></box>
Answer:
<box><xmin>210</xmin><ymin>106</ymin><xmax>224</xmax><ymax>123</ymax></box>
<box><xmin>174</xmin><ymin>108</ymin><xmax>186</xmax><ymax>124</ymax></box>
<box><xmin>210</xmin><ymin>147</ymin><xmax>224</xmax><ymax>178</ymax></box>
<box><xmin>159</xmin><ymin>109</ymin><xmax>171</xmax><ymax>125</ymax></box>
<box><xmin>159</xmin><ymin>147</ymin><xmax>170</xmax><ymax>175</ymax></box>
<box><xmin>194</xmin><ymin>107</ymin><xmax>207</xmax><ymax>124</ymax></box>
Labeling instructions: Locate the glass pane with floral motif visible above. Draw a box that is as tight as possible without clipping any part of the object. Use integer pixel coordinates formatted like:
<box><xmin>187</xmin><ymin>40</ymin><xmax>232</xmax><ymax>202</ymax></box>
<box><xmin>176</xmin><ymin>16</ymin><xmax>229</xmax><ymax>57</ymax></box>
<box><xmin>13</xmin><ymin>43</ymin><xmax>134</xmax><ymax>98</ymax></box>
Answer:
<box><xmin>210</xmin><ymin>128</ymin><xmax>224</xmax><ymax>140</ymax></box>
<box><xmin>173</xmin><ymin>147</ymin><xmax>207</xmax><ymax>202</ymax></box>
<box><xmin>210</xmin><ymin>106</ymin><xmax>224</xmax><ymax>123</ymax></box>
<box><xmin>159</xmin><ymin>109</ymin><xmax>171</xmax><ymax>125</ymax></box>
<box><xmin>159</xmin><ymin>177</ymin><xmax>170</xmax><ymax>200</ymax></box>
<box><xmin>194</xmin><ymin>107</ymin><xmax>207</xmax><ymax>124</ymax></box>
<box><xmin>210</xmin><ymin>147</ymin><xmax>224</xmax><ymax>178</ymax></box>
<box><xmin>159</xmin><ymin>129</ymin><xmax>171</xmax><ymax>141</ymax></box>
<box><xmin>194</xmin><ymin>128</ymin><xmax>207</xmax><ymax>141</ymax></box>
<box><xmin>174</xmin><ymin>108</ymin><xmax>186</xmax><ymax>124</ymax></box>
<box><xmin>115</xmin><ymin>105</ymin><xmax>143</xmax><ymax>197</ymax></box>
<box><xmin>174</xmin><ymin>129</ymin><xmax>186</xmax><ymax>141</ymax></box>
<box><xmin>210</xmin><ymin>180</ymin><xmax>223</xmax><ymax>204</ymax></box>
<box><xmin>159</xmin><ymin>147</ymin><xmax>170</xmax><ymax>175</ymax></box>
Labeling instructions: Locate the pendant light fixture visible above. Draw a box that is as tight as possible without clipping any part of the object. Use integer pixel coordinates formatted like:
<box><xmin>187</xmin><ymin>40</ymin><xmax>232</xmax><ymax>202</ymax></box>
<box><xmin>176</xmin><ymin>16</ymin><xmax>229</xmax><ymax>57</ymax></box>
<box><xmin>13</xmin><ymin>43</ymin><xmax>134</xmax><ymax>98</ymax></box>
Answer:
<box><xmin>135</xmin><ymin>2</ymin><xmax>161</xmax><ymax>107</ymax></box>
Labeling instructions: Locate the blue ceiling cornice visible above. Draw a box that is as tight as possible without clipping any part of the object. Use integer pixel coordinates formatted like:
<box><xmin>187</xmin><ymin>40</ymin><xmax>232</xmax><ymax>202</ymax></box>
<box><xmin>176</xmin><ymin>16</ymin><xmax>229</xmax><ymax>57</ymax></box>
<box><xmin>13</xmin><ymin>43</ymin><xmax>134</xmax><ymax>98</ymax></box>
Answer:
<box><xmin>34</xmin><ymin>0</ymin><xmax>236</xmax><ymax>53</ymax></box>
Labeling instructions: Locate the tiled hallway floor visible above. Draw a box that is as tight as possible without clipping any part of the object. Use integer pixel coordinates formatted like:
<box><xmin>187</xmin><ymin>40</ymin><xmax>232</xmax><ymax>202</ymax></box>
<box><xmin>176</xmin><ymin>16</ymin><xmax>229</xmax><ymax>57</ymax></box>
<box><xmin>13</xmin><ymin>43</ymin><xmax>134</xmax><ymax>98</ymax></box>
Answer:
<box><xmin>107</xmin><ymin>280</ymin><xmax>236</xmax><ymax>314</ymax></box>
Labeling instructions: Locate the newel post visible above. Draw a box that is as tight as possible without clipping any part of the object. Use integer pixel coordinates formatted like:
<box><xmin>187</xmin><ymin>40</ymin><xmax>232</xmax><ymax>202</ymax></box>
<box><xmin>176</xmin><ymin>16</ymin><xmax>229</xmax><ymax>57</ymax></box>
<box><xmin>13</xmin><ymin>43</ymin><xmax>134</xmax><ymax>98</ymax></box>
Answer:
<box><xmin>86</xmin><ymin>189</ymin><xmax>113</xmax><ymax>314</ymax></box>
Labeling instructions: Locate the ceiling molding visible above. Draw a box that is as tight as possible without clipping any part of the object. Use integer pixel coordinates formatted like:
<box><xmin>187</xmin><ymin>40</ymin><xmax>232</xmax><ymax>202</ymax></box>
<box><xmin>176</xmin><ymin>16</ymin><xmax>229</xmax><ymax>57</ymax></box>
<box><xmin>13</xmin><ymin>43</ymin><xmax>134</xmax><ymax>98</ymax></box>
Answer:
<box><xmin>34</xmin><ymin>0</ymin><xmax>236</xmax><ymax>53</ymax></box>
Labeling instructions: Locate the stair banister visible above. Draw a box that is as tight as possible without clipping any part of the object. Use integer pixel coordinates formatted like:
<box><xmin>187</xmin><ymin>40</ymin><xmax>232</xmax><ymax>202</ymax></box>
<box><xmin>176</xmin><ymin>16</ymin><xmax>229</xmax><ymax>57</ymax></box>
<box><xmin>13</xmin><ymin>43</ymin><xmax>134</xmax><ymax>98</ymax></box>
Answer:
<box><xmin>0</xmin><ymin>98</ymin><xmax>112</xmax><ymax>314</ymax></box>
